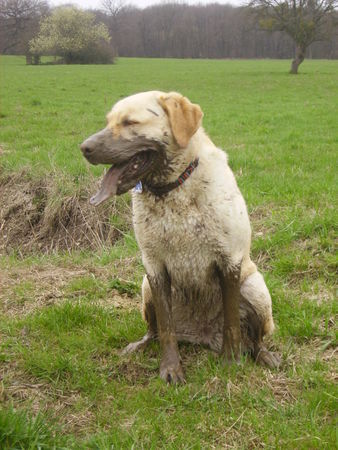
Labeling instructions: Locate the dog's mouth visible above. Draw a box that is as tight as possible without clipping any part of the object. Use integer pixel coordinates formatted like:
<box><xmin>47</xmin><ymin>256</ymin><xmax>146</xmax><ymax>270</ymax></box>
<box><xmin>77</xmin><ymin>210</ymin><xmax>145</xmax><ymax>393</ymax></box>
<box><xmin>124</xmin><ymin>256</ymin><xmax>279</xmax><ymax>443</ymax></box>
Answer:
<box><xmin>90</xmin><ymin>150</ymin><xmax>156</xmax><ymax>206</ymax></box>
<box><xmin>80</xmin><ymin>131</ymin><xmax>167</xmax><ymax>205</ymax></box>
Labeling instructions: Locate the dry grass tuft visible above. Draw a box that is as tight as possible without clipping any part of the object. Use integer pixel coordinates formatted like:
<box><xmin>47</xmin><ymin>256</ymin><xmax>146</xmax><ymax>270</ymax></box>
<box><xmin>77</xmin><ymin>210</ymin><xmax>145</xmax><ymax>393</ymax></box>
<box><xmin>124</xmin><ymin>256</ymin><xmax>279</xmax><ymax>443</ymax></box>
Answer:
<box><xmin>263</xmin><ymin>371</ymin><xmax>297</xmax><ymax>404</ymax></box>
<box><xmin>0</xmin><ymin>169</ymin><xmax>130</xmax><ymax>254</ymax></box>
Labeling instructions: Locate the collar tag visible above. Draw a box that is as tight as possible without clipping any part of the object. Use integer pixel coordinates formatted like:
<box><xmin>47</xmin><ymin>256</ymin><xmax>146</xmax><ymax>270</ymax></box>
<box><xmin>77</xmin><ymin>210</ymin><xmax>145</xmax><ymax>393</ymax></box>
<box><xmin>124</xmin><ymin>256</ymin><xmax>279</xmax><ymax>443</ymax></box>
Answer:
<box><xmin>133</xmin><ymin>181</ymin><xmax>143</xmax><ymax>194</ymax></box>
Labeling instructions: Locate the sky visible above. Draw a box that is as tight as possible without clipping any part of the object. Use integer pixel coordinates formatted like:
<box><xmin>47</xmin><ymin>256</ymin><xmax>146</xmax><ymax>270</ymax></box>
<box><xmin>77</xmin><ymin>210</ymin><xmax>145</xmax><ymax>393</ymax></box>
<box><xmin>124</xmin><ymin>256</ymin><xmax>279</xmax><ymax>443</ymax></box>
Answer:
<box><xmin>50</xmin><ymin>0</ymin><xmax>246</xmax><ymax>10</ymax></box>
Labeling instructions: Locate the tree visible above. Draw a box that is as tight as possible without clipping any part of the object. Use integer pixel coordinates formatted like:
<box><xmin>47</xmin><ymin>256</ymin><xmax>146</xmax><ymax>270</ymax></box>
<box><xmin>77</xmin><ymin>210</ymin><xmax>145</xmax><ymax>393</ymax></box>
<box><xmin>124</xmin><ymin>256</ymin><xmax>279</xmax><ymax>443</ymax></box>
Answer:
<box><xmin>101</xmin><ymin>0</ymin><xmax>127</xmax><ymax>55</ymax></box>
<box><xmin>29</xmin><ymin>6</ymin><xmax>113</xmax><ymax>64</ymax></box>
<box><xmin>0</xmin><ymin>0</ymin><xmax>49</xmax><ymax>54</ymax></box>
<box><xmin>101</xmin><ymin>0</ymin><xmax>126</xmax><ymax>19</ymax></box>
<box><xmin>249</xmin><ymin>0</ymin><xmax>338</xmax><ymax>73</ymax></box>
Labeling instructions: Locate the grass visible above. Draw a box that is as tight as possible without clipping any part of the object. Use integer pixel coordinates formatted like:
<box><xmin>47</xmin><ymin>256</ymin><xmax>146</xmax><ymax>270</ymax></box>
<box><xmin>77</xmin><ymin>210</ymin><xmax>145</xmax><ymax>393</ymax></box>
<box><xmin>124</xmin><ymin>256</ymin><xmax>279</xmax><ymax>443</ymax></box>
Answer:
<box><xmin>0</xmin><ymin>56</ymin><xmax>337</xmax><ymax>448</ymax></box>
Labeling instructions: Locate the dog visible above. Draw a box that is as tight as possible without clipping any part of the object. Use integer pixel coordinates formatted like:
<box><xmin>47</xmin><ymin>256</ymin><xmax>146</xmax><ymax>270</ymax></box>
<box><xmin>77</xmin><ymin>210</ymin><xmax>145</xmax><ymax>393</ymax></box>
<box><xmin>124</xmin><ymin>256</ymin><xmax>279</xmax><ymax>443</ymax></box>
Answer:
<box><xmin>80</xmin><ymin>91</ymin><xmax>280</xmax><ymax>384</ymax></box>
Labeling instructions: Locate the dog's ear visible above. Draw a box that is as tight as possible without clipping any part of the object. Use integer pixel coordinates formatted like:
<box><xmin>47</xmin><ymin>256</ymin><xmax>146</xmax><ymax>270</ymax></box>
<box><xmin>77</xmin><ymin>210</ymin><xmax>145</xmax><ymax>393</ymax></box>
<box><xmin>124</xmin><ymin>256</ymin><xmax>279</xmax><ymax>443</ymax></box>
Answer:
<box><xmin>159</xmin><ymin>92</ymin><xmax>203</xmax><ymax>148</ymax></box>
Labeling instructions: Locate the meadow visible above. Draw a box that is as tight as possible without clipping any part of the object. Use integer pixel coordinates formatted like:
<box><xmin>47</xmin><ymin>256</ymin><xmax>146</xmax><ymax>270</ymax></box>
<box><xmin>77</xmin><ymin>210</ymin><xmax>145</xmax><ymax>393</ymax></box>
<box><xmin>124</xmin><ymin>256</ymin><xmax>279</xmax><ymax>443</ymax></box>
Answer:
<box><xmin>0</xmin><ymin>56</ymin><xmax>337</xmax><ymax>448</ymax></box>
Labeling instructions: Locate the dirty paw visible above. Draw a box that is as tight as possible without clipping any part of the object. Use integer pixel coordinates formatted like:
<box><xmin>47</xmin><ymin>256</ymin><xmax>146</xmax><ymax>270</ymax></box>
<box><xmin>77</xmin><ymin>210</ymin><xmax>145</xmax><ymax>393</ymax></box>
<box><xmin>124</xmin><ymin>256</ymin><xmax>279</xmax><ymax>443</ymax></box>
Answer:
<box><xmin>160</xmin><ymin>363</ymin><xmax>185</xmax><ymax>384</ymax></box>
<box><xmin>122</xmin><ymin>341</ymin><xmax>145</xmax><ymax>355</ymax></box>
<box><xmin>122</xmin><ymin>333</ymin><xmax>155</xmax><ymax>355</ymax></box>
<box><xmin>256</xmin><ymin>348</ymin><xmax>281</xmax><ymax>369</ymax></box>
<box><xmin>222</xmin><ymin>353</ymin><xmax>242</xmax><ymax>365</ymax></box>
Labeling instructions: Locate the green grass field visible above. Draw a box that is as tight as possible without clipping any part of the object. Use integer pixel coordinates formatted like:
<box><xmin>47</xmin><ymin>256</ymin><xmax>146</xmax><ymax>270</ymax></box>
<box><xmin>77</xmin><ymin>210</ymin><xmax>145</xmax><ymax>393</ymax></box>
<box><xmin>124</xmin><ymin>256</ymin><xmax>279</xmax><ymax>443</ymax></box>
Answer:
<box><xmin>0</xmin><ymin>56</ymin><xmax>337</xmax><ymax>449</ymax></box>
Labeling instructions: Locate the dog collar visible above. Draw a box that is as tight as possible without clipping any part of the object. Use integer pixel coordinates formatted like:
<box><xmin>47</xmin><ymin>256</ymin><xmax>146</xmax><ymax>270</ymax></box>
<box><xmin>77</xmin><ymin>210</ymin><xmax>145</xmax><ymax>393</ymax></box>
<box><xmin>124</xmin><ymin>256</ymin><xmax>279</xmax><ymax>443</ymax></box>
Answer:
<box><xmin>134</xmin><ymin>158</ymin><xmax>199</xmax><ymax>197</ymax></box>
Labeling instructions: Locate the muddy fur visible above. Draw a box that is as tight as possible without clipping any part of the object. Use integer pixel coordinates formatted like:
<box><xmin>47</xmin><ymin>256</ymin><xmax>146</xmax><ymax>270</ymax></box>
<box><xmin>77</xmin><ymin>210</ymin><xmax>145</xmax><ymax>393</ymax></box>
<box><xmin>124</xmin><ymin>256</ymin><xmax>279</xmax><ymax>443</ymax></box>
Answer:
<box><xmin>81</xmin><ymin>90</ymin><xmax>281</xmax><ymax>382</ymax></box>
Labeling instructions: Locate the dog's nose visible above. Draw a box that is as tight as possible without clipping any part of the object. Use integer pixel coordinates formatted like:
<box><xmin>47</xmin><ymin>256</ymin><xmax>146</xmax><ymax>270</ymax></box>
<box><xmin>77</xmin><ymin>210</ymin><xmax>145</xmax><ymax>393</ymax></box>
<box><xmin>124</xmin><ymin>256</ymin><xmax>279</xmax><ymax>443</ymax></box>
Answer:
<box><xmin>80</xmin><ymin>139</ymin><xmax>94</xmax><ymax>156</ymax></box>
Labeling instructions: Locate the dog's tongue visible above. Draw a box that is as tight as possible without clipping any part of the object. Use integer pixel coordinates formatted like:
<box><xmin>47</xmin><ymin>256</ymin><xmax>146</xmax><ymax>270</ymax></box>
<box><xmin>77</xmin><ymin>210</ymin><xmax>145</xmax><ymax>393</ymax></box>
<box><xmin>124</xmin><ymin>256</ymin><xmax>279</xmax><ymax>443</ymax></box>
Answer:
<box><xmin>90</xmin><ymin>165</ymin><xmax>122</xmax><ymax>206</ymax></box>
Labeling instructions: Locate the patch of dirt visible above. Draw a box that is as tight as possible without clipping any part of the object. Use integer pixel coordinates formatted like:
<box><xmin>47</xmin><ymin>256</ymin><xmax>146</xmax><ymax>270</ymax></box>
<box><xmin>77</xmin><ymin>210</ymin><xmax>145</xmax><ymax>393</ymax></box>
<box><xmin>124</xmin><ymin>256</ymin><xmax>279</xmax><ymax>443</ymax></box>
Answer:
<box><xmin>0</xmin><ymin>265</ymin><xmax>80</xmax><ymax>316</ymax></box>
<box><xmin>109</xmin><ymin>359</ymin><xmax>157</xmax><ymax>384</ymax></box>
<box><xmin>0</xmin><ymin>169</ymin><xmax>131</xmax><ymax>253</ymax></box>
<box><xmin>94</xmin><ymin>293</ymin><xmax>140</xmax><ymax>312</ymax></box>
<box><xmin>0</xmin><ymin>263</ymin><xmax>141</xmax><ymax>317</ymax></box>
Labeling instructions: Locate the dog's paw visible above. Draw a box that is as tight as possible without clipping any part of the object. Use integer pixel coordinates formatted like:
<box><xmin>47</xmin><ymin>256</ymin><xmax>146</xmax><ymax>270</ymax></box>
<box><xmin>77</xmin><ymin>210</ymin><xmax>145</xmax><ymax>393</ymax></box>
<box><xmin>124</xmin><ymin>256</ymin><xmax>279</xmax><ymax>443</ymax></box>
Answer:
<box><xmin>122</xmin><ymin>341</ymin><xmax>145</xmax><ymax>355</ymax></box>
<box><xmin>160</xmin><ymin>363</ymin><xmax>185</xmax><ymax>384</ymax></box>
<box><xmin>121</xmin><ymin>332</ymin><xmax>155</xmax><ymax>355</ymax></box>
<box><xmin>256</xmin><ymin>348</ymin><xmax>281</xmax><ymax>369</ymax></box>
<box><xmin>222</xmin><ymin>352</ymin><xmax>242</xmax><ymax>365</ymax></box>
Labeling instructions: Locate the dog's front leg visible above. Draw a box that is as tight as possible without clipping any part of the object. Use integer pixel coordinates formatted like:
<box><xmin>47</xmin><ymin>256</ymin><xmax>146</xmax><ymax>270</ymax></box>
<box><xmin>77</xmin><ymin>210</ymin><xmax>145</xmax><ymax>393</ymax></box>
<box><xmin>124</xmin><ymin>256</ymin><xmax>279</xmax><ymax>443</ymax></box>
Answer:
<box><xmin>217</xmin><ymin>265</ymin><xmax>242</xmax><ymax>362</ymax></box>
<box><xmin>148</xmin><ymin>268</ymin><xmax>184</xmax><ymax>384</ymax></box>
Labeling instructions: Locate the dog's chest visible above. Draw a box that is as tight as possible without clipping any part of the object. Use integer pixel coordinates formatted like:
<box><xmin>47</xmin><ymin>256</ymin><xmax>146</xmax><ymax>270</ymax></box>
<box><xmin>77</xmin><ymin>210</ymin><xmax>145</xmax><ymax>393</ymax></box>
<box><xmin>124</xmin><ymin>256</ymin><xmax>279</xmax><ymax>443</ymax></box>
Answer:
<box><xmin>133</xmin><ymin>194</ymin><xmax>218</xmax><ymax>280</ymax></box>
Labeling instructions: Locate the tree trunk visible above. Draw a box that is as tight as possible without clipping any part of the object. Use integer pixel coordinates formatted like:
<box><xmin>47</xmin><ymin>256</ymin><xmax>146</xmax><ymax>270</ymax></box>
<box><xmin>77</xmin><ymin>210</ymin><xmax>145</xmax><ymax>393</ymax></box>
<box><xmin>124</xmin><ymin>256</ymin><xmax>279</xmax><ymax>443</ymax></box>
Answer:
<box><xmin>290</xmin><ymin>45</ymin><xmax>306</xmax><ymax>74</ymax></box>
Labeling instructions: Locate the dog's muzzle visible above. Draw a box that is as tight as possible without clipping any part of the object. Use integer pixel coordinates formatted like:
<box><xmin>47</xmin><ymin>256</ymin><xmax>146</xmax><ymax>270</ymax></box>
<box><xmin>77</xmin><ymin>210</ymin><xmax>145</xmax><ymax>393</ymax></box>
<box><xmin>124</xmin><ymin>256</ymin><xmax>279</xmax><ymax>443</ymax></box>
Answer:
<box><xmin>80</xmin><ymin>128</ymin><xmax>166</xmax><ymax>205</ymax></box>
<box><xmin>80</xmin><ymin>127</ymin><xmax>121</xmax><ymax>166</ymax></box>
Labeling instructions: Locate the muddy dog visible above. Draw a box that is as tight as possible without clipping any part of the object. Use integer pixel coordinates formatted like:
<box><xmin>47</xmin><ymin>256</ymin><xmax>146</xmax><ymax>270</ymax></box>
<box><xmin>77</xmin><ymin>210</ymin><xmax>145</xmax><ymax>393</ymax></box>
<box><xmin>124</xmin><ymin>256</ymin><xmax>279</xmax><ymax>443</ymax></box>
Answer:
<box><xmin>80</xmin><ymin>91</ymin><xmax>280</xmax><ymax>384</ymax></box>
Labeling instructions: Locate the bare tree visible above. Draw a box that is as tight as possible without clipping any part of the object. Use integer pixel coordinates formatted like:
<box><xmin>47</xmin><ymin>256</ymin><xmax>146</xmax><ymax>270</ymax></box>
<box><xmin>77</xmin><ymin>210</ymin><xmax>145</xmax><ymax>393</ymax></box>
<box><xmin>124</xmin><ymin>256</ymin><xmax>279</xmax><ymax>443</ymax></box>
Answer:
<box><xmin>101</xmin><ymin>0</ymin><xmax>127</xmax><ymax>55</ymax></box>
<box><xmin>101</xmin><ymin>0</ymin><xmax>125</xmax><ymax>16</ymax></box>
<box><xmin>249</xmin><ymin>0</ymin><xmax>338</xmax><ymax>73</ymax></box>
<box><xmin>0</xmin><ymin>0</ymin><xmax>49</xmax><ymax>54</ymax></box>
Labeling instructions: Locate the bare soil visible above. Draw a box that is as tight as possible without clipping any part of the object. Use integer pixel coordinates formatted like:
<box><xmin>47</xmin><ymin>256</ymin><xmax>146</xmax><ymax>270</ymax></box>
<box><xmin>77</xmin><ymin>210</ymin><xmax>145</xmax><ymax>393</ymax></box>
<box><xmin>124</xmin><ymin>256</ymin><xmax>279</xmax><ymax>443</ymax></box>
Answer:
<box><xmin>0</xmin><ymin>263</ymin><xmax>141</xmax><ymax>317</ymax></box>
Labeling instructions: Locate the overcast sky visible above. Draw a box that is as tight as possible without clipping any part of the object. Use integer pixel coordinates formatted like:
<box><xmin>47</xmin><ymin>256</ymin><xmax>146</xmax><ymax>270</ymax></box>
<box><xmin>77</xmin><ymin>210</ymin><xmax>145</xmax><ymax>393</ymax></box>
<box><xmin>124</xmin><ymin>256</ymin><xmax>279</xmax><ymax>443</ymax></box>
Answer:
<box><xmin>50</xmin><ymin>0</ymin><xmax>246</xmax><ymax>10</ymax></box>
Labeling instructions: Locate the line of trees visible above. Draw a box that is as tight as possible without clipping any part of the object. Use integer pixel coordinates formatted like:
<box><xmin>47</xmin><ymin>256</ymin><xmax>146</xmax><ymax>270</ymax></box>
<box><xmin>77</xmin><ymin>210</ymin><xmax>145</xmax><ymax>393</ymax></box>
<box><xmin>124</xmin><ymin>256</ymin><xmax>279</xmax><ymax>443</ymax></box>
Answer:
<box><xmin>1</xmin><ymin>0</ymin><xmax>337</xmax><ymax>64</ymax></box>
<box><xmin>98</xmin><ymin>1</ymin><xmax>337</xmax><ymax>61</ymax></box>
<box><xmin>0</xmin><ymin>0</ymin><xmax>49</xmax><ymax>55</ymax></box>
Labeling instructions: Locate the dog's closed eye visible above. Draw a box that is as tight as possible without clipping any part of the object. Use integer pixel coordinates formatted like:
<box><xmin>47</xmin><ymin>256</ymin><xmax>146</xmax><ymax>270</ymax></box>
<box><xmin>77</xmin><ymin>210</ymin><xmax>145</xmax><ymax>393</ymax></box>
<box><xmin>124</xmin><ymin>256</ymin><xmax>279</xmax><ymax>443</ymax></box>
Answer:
<box><xmin>122</xmin><ymin>118</ymin><xmax>139</xmax><ymax>127</ymax></box>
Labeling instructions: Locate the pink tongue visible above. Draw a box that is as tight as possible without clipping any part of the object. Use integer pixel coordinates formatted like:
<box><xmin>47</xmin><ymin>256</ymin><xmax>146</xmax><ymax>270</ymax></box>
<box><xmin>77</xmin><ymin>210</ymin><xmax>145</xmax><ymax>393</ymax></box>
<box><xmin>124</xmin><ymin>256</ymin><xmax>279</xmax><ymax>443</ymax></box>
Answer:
<box><xmin>90</xmin><ymin>165</ymin><xmax>122</xmax><ymax>206</ymax></box>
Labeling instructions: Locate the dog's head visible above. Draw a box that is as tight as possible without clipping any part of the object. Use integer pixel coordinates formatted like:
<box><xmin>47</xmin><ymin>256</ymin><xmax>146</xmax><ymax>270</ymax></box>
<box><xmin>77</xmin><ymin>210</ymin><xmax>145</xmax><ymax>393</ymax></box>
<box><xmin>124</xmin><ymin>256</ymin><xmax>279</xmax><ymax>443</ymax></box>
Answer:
<box><xmin>80</xmin><ymin>91</ymin><xmax>203</xmax><ymax>205</ymax></box>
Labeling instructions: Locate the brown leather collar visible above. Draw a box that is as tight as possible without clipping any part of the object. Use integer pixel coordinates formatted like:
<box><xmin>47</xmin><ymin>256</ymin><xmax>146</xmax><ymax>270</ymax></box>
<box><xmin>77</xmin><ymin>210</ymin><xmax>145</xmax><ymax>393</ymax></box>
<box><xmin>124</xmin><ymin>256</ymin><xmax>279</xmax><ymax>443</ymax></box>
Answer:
<box><xmin>142</xmin><ymin>158</ymin><xmax>199</xmax><ymax>197</ymax></box>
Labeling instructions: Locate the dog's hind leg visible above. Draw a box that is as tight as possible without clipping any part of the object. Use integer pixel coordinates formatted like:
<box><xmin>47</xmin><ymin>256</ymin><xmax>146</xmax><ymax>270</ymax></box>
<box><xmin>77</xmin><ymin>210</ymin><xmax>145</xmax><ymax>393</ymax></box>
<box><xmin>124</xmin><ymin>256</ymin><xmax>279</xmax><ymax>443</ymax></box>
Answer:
<box><xmin>122</xmin><ymin>275</ymin><xmax>157</xmax><ymax>354</ymax></box>
<box><xmin>240</xmin><ymin>271</ymin><xmax>280</xmax><ymax>368</ymax></box>
<box><xmin>240</xmin><ymin>271</ymin><xmax>275</xmax><ymax>337</ymax></box>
